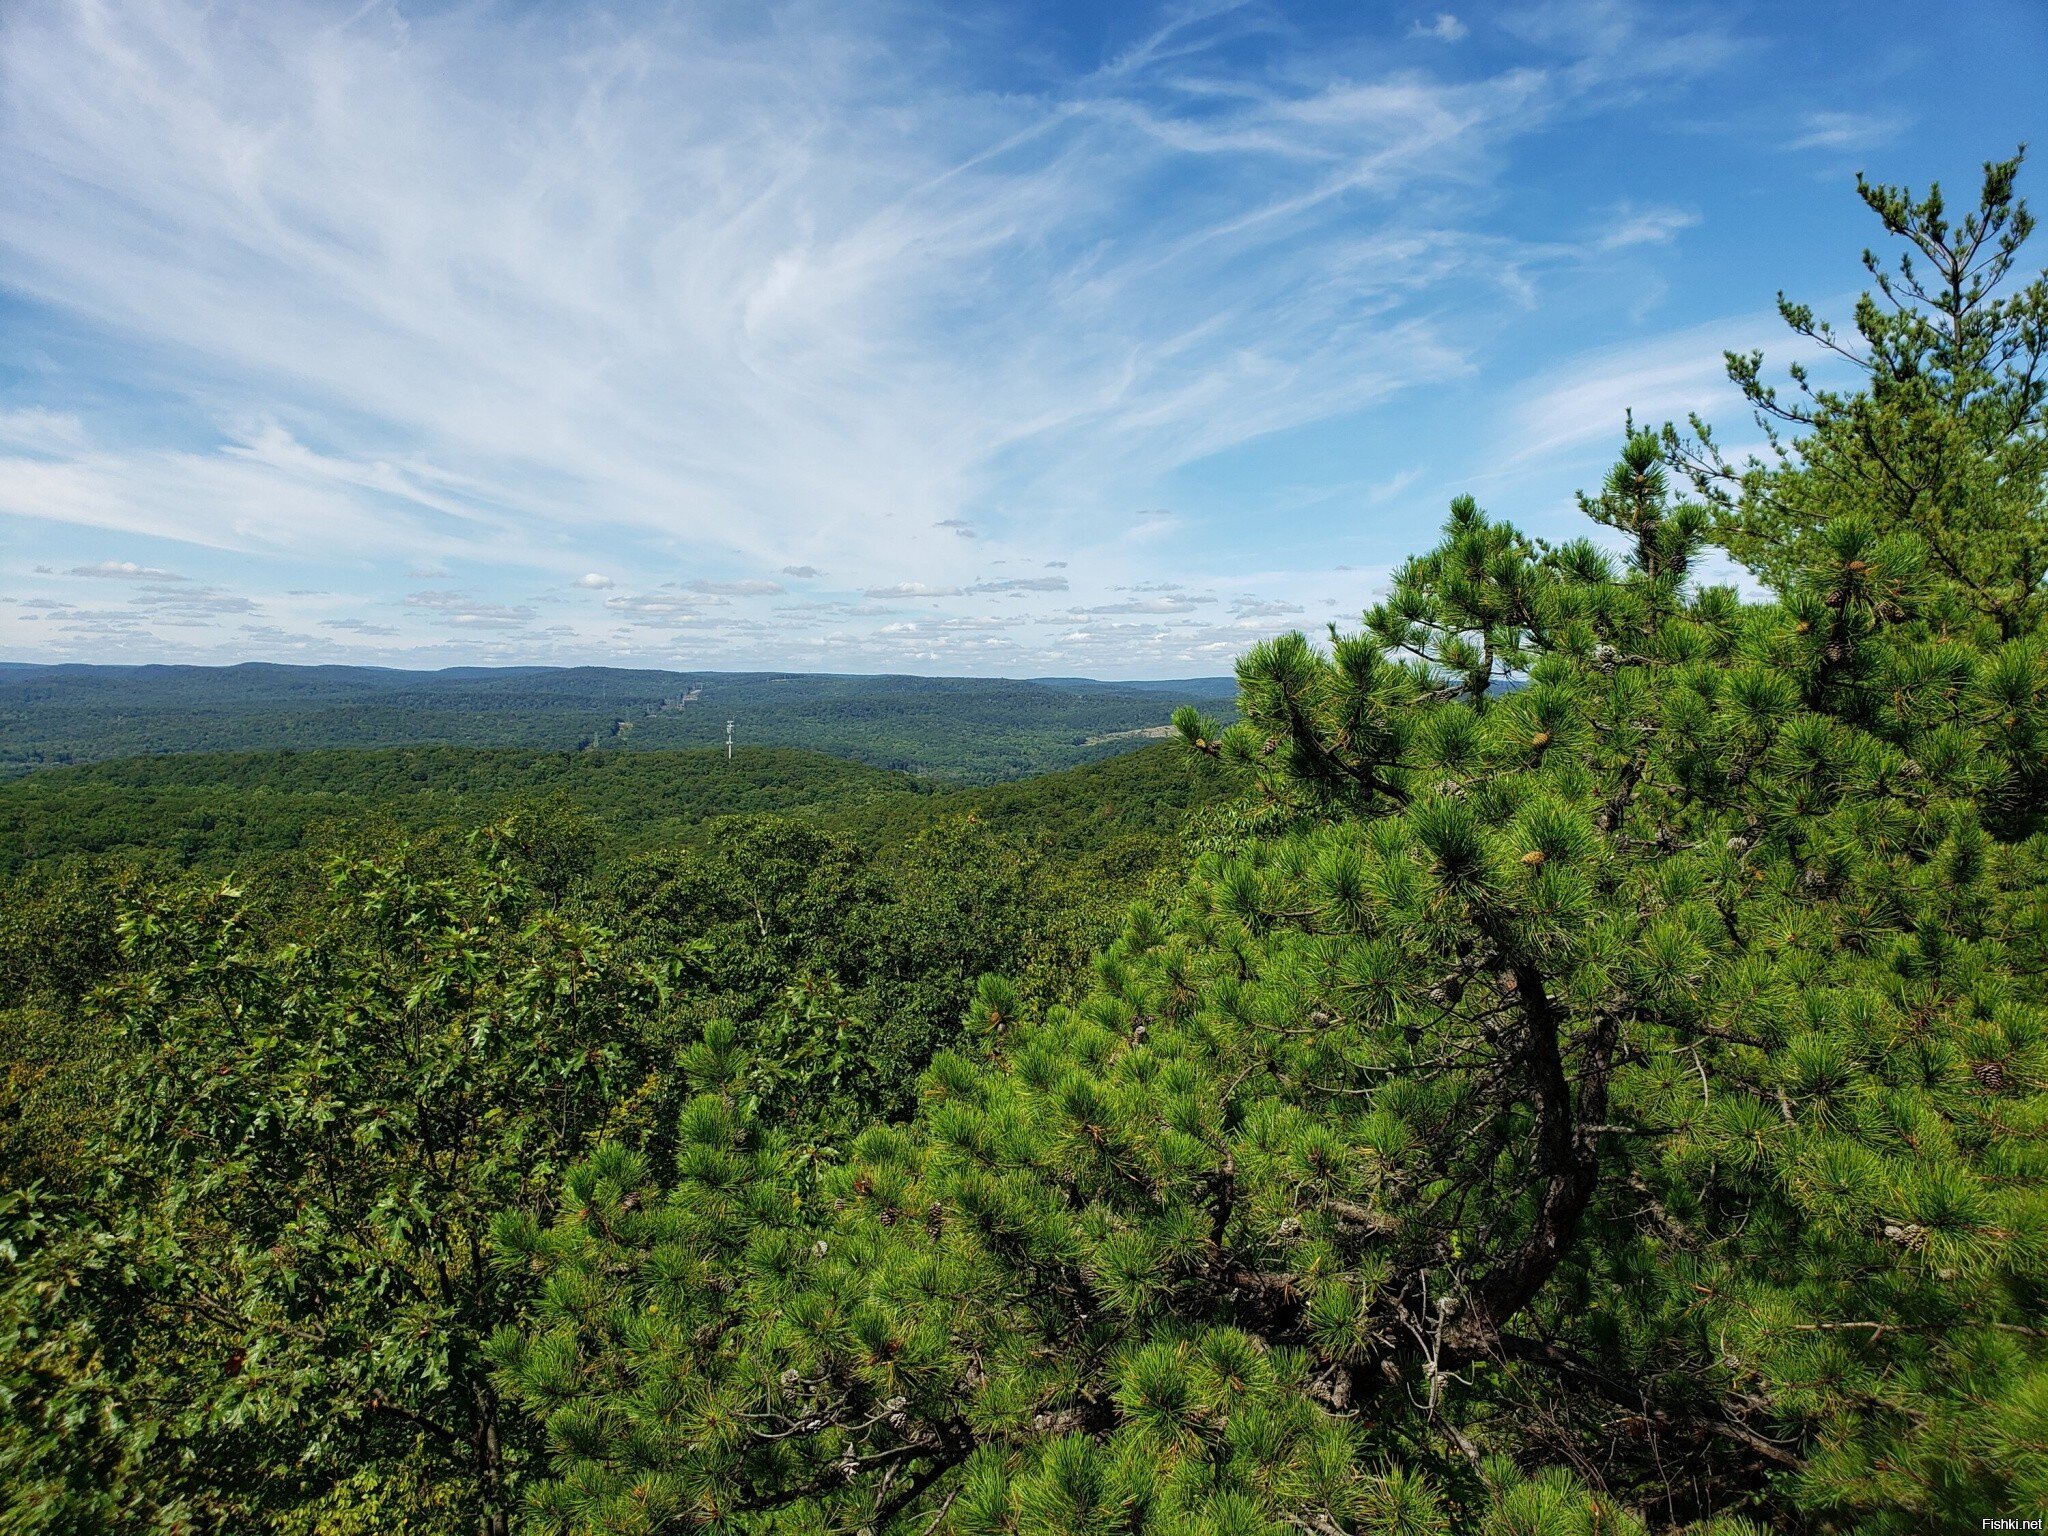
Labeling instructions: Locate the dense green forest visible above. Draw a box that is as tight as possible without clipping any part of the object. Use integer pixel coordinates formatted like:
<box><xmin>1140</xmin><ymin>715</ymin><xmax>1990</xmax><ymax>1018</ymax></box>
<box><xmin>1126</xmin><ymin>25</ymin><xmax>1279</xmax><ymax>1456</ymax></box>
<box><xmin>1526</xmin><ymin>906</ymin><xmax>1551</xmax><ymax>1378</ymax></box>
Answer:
<box><xmin>0</xmin><ymin>665</ymin><xmax>1236</xmax><ymax>782</ymax></box>
<box><xmin>0</xmin><ymin>740</ymin><xmax>1226</xmax><ymax>879</ymax></box>
<box><xmin>4</xmin><ymin>156</ymin><xmax>2048</xmax><ymax>1536</ymax></box>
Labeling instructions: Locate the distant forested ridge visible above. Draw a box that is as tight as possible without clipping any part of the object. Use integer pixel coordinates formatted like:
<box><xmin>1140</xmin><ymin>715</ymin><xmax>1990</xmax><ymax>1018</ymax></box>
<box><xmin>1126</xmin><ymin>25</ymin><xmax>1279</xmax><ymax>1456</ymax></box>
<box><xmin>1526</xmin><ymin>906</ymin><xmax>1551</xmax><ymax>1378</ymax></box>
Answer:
<box><xmin>0</xmin><ymin>663</ymin><xmax>1237</xmax><ymax>781</ymax></box>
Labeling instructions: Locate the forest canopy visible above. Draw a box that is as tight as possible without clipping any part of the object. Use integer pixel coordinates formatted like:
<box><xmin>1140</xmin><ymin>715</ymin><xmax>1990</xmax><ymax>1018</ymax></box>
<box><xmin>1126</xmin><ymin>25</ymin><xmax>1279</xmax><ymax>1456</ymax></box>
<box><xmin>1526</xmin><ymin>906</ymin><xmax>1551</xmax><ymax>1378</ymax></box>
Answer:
<box><xmin>2</xmin><ymin>152</ymin><xmax>2045</xmax><ymax>1536</ymax></box>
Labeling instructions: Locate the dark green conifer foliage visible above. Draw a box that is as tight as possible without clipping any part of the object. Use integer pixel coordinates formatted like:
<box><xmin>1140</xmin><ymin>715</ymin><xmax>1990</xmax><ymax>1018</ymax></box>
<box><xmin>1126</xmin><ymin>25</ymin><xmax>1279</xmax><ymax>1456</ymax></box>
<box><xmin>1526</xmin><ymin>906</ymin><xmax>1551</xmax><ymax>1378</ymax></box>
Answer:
<box><xmin>1674</xmin><ymin>149</ymin><xmax>2048</xmax><ymax>644</ymax></box>
<box><xmin>497</xmin><ymin>159</ymin><xmax>2048</xmax><ymax>1534</ymax></box>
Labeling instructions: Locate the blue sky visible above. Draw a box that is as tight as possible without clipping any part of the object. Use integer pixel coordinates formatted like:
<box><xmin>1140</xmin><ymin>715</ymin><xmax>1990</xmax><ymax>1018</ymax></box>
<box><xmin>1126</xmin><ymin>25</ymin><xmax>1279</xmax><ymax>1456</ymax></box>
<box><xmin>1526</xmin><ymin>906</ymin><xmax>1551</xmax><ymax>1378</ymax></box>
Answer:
<box><xmin>2</xmin><ymin>0</ymin><xmax>2041</xmax><ymax>678</ymax></box>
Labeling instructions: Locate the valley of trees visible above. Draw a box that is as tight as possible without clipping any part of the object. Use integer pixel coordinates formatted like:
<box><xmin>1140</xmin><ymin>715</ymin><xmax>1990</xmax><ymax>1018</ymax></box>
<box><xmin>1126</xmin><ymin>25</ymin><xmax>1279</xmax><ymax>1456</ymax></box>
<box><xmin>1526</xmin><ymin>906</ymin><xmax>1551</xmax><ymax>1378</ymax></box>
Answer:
<box><xmin>0</xmin><ymin>667</ymin><xmax>1238</xmax><ymax>783</ymax></box>
<box><xmin>0</xmin><ymin>739</ymin><xmax>1226</xmax><ymax>881</ymax></box>
<box><xmin>3</xmin><ymin>154</ymin><xmax>2045</xmax><ymax>1535</ymax></box>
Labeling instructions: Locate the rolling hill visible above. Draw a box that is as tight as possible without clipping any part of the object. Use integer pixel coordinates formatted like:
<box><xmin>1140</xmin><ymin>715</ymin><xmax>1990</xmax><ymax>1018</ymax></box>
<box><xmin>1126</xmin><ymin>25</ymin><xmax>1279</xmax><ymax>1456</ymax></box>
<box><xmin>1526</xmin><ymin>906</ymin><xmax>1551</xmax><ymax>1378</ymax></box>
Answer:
<box><xmin>0</xmin><ymin>662</ymin><xmax>1237</xmax><ymax>781</ymax></box>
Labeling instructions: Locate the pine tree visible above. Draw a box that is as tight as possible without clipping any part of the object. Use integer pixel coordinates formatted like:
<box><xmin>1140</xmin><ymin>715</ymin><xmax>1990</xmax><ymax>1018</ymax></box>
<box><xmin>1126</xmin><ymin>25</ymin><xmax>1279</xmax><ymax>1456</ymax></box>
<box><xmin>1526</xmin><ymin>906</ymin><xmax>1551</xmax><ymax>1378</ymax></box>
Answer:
<box><xmin>495</xmin><ymin>155</ymin><xmax>2048</xmax><ymax>1535</ymax></box>
<box><xmin>1673</xmin><ymin>149</ymin><xmax>2048</xmax><ymax>644</ymax></box>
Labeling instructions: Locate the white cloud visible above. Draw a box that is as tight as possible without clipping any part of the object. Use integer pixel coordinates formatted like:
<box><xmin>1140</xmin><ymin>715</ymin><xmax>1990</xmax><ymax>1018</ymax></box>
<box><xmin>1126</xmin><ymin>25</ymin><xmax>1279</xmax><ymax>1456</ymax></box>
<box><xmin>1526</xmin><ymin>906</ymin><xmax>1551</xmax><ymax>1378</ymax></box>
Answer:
<box><xmin>68</xmin><ymin>559</ymin><xmax>182</xmax><ymax>580</ymax></box>
<box><xmin>973</xmin><ymin>576</ymin><xmax>1069</xmax><ymax>593</ymax></box>
<box><xmin>129</xmin><ymin>583</ymin><xmax>259</xmax><ymax>620</ymax></box>
<box><xmin>575</xmin><ymin>572</ymin><xmax>615</xmax><ymax>589</ymax></box>
<box><xmin>1788</xmin><ymin>111</ymin><xmax>1903</xmax><ymax>153</ymax></box>
<box><xmin>0</xmin><ymin>437</ymin><xmax>443</xmax><ymax>556</ymax></box>
<box><xmin>1599</xmin><ymin>205</ymin><xmax>1700</xmax><ymax>250</ymax></box>
<box><xmin>603</xmin><ymin>591</ymin><xmax>709</xmax><ymax>627</ymax></box>
<box><xmin>865</xmin><ymin>582</ymin><xmax>964</xmax><ymax>598</ymax></box>
<box><xmin>1501</xmin><ymin>311</ymin><xmax>1784</xmax><ymax>466</ymax></box>
<box><xmin>0</xmin><ymin>408</ymin><xmax>88</xmax><ymax>455</ymax></box>
<box><xmin>1411</xmin><ymin>14</ymin><xmax>1469</xmax><ymax>43</ymax></box>
<box><xmin>404</xmin><ymin>589</ymin><xmax>535</xmax><ymax>629</ymax></box>
<box><xmin>1073</xmin><ymin>596</ymin><xmax>1205</xmax><ymax>615</ymax></box>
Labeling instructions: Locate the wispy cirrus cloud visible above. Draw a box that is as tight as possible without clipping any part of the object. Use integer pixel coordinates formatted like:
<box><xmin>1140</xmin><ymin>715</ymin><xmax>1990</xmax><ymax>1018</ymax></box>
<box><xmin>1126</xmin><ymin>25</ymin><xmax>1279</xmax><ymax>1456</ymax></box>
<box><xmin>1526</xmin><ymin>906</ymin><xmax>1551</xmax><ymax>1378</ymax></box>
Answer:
<box><xmin>1788</xmin><ymin>110</ymin><xmax>1904</xmax><ymax>153</ymax></box>
<box><xmin>0</xmin><ymin>0</ymin><xmax>1814</xmax><ymax>671</ymax></box>
<box><xmin>0</xmin><ymin>408</ymin><xmax>88</xmax><ymax>455</ymax></box>
<box><xmin>1497</xmin><ymin>310</ymin><xmax>1787</xmax><ymax>468</ymax></box>
<box><xmin>1598</xmin><ymin>204</ymin><xmax>1700</xmax><ymax>250</ymax></box>
<box><xmin>0</xmin><ymin>0</ymin><xmax>1534</xmax><ymax>571</ymax></box>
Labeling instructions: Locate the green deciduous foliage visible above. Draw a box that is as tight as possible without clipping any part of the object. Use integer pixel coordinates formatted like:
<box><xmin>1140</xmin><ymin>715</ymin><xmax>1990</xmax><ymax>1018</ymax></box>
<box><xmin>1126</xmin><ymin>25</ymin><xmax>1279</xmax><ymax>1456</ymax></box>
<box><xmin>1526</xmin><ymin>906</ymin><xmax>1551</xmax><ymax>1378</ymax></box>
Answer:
<box><xmin>494</xmin><ymin>157</ymin><xmax>2048</xmax><ymax>1534</ymax></box>
<box><xmin>0</xmin><ymin>857</ymin><xmax>136</xmax><ymax>1192</ymax></box>
<box><xmin>0</xmin><ymin>831</ymin><xmax>683</xmax><ymax>1534</ymax></box>
<box><xmin>602</xmin><ymin>811</ymin><xmax>1171</xmax><ymax>1138</ymax></box>
<box><xmin>0</xmin><ymin>739</ymin><xmax>1227</xmax><ymax>882</ymax></box>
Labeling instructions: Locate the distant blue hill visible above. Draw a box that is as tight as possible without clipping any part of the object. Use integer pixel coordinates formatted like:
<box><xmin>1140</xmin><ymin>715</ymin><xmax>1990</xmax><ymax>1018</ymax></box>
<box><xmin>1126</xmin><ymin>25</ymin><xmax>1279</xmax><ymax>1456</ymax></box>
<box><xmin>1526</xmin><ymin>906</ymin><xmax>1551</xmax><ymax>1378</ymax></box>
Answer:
<box><xmin>0</xmin><ymin>662</ymin><xmax>1240</xmax><ymax>783</ymax></box>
